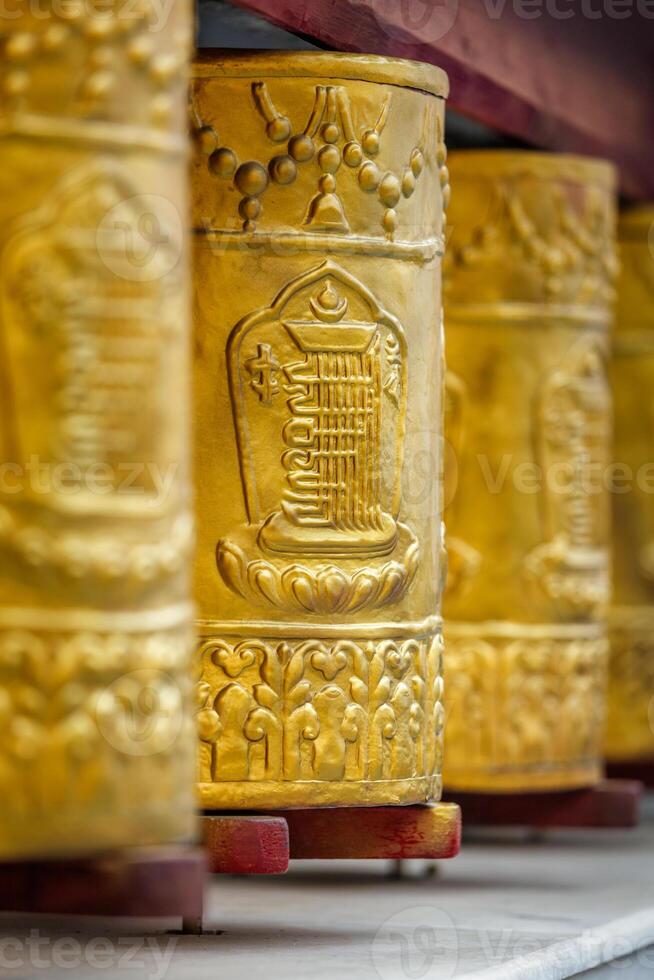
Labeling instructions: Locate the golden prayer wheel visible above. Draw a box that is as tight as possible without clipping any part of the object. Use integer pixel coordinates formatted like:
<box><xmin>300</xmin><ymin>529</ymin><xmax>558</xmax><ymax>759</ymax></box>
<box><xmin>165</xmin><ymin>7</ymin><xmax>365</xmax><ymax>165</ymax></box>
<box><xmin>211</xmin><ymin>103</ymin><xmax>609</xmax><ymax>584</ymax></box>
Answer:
<box><xmin>191</xmin><ymin>51</ymin><xmax>449</xmax><ymax>809</ymax></box>
<box><xmin>0</xmin><ymin>2</ymin><xmax>195</xmax><ymax>857</ymax></box>
<box><xmin>606</xmin><ymin>206</ymin><xmax>654</xmax><ymax>764</ymax></box>
<box><xmin>442</xmin><ymin>151</ymin><xmax>617</xmax><ymax>792</ymax></box>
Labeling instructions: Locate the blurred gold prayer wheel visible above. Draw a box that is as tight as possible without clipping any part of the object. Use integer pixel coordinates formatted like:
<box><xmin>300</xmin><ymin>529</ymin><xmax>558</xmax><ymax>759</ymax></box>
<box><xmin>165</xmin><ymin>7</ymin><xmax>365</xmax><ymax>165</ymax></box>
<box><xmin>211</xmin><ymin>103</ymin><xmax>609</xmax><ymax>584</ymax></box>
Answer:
<box><xmin>191</xmin><ymin>52</ymin><xmax>449</xmax><ymax>808</ymax></box>
<box><xmin>442</xmin><ymin>151</ymin><xmax>617</xmax><ymax>793</ymax></box>
<box><xmin>0</xmin><ymin>2</ymin><xmax>195</xmax><ymax>857</ymax></box>
<box><xmin>606</xmin><ymin>206</ymin><xmax>654</xmax><ymax>765</ymax></box>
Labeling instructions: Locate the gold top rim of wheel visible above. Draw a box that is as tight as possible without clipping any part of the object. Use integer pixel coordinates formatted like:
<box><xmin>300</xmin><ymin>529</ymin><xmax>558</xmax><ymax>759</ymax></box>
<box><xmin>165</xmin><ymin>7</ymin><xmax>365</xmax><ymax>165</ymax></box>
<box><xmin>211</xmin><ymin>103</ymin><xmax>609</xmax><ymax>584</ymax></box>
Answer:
<box><xmin>192</xmin><ymin>49</ymin><xmax>449</xmax><ymax>99</ymax></box>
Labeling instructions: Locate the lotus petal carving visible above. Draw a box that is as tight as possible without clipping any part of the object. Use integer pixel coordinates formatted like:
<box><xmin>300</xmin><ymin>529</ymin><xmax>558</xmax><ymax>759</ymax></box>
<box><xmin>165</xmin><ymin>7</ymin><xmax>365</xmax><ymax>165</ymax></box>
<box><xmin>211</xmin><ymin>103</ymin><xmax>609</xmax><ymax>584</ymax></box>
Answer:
<box><xmin>216</xmin><ymin>525</ymin><xmax>420</xmax><ymax>614</ymax></box>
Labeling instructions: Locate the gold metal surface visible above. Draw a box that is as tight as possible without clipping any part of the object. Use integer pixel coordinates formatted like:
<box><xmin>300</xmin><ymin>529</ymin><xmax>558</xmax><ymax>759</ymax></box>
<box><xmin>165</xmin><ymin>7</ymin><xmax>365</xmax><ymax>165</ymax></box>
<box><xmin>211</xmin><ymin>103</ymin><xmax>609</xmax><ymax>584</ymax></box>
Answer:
<box><xmin>0</xmin><ymin>2</ymin><xmax>195</xmax><ymax>857</ymax></box>
<box><xmin>442</xmin><ymin>151</ymin><xmax>617</xmax><ymax>792</ymax></box>
<box><xmin>191</xmin><ymin>51</ymin><xmax>449</xmax><ymax>808</ymax></box>
<box><xmin>606</xmin><ymin>206</ymin><xmax>654</xmax><ymax>763</ymax></box>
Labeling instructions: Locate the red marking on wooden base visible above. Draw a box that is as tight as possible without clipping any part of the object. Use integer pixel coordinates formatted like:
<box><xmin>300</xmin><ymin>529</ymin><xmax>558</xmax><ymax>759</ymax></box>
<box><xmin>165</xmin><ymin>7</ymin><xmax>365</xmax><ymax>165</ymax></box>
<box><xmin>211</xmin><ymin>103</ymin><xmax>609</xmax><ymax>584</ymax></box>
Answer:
<box><xmin>277</xmin><ymin>803</ymin><xmax>461</xmax><ymax>860</ymax></box>
<box><xmin>606</xmin><ymin>760</ymin><xmax>654</xmax><ymax>789</ymax></box>
<box><xmin>225</xmin><ymin>0</ymin><xmax>654</xmax><ymax>200</ymax></box>
<box><xmin>446</xmin><ymin>779</ymin><xmax>643</xmax><ymax>829</ymax></box>
<box><xmin>202</xmin><ymin>815</ymin><xmax>290</xmax><ymax>874</ymax></box>
<box><xmin>0</xmin><ymin>846</ymin><xmax>205</xmax><ymax>921</ymax></box>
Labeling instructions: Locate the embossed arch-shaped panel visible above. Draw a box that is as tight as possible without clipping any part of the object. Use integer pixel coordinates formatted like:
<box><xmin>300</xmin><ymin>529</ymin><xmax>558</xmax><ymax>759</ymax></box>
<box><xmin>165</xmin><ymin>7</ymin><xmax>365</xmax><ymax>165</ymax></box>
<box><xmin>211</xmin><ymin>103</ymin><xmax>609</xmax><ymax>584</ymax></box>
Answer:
<box><xmin>1</xmin><ymin>159</ymin><xmax>184</xmax><ymax>519</ymax></box>
<box><xmin>227</xmin><ymin>259</ymin><xmax>409</xmax><ymax>554</ymax></box>
<box><xmin>525</xmin><ymin>334</ymin><xmax>611</xmax><ymax>618</ymax></box>
<box><xmin>217</xmin><ymin>259</ymin><xmax>420</xmax><ymax>615</ymax></box>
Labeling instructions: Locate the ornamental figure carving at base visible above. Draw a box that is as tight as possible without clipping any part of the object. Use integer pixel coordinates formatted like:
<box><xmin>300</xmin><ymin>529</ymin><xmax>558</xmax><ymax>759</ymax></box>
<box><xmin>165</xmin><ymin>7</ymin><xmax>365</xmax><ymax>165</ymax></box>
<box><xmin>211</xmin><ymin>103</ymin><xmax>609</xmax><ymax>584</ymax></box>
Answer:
<box><xmin>191</xmin><ymin>52</ymin><xmax>449</xmax><ymax>808</ymax></box>
<box><xmin>606</xmin><ymin>206</ymin><xmax>654</xmax><ymax>766</ymax></box>
<box><xmin>442</xmin><ymin>152</ymin><xmax>617</xmax><ymax>792</ymax></box>
<box><xmin>0</xmin><ymin>1</ymin><xmax>195</xmax><ymax>857</ymax></box>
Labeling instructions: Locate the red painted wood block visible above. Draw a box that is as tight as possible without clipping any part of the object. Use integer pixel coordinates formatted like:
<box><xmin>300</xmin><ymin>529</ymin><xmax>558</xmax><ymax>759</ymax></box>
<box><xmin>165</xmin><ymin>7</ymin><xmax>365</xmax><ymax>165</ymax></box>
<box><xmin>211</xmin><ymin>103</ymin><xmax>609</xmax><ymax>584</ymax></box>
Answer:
<box><xmin>226</xmin><ymin>0</ymin><xmax>654</xmax><ymax>200</ymax></box>
<box><xmin>606</xmin><ymin>760</ymin><xmax>654</xmax><ymax>789</ymax></box>
<box><xmin>202</xmin><ymin>815</ymin><xmax>290</xmax><ymax>874</ymax></box>
<box><xmin>447</xmin><ymin>779</ymin><xmax>643</xmax><ymax>829</ymax></box>
<box><xmin>279</xmin><ymin>803</ymin><xmax>461</xmax><ymax>860</ymax></box>
<box><xmin>0</xmin><ymin>846</ymin><xmax>206</xmax><ymax>923</ymax></box>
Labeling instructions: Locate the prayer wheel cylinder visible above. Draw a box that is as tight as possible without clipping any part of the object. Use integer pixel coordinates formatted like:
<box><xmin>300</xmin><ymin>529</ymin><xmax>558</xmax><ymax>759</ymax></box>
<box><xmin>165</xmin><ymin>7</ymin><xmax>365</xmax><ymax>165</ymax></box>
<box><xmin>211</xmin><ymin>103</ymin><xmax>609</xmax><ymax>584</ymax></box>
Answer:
<box><xmin>191</xmin><ymin>52</ymin><xmax>449</xmax><ymax>808</ymax></box>
<box><xmin>442</xmin><ymin>151</ymin><xmax>617</xmax><ymax>792</ymax></box>
<box><xmin>0</xmin><ymin>2</ymin><xmax>195</xmax><ymax>856</ymax></box>
<box><xmin>606</xmin><ymin>206</ymin><xmax>654</xmax><ymax>765</ymax></box>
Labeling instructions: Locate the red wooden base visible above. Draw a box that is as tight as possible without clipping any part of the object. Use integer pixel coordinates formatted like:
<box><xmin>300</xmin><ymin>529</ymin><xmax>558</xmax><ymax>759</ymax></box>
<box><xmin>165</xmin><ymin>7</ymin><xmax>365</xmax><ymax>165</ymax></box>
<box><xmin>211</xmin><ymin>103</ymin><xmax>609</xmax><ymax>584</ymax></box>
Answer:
<box><xmin>445</xmin><ymin>779</ymin><xmax>642</xmax><ymax>829</ymax></box>
<box><xmin>202</xmin><ymin>815</ymin><xmax>290</xmax><ymax>874</ymax></box>
<box><xmin>202</xmin><ymin>803</ymin><xmax>461</xmax><ymax>870</ymax></box>
<box><xmin>0</xmin><ymin>846</ymin><xmax>206</xmax><ymax>933</ymax></box>
<box><xmin>283</xmin><ymin>803</ymin><xmax>461</xmax><ymax>860</ymax></box>
<box><xmin>606</xmin><ymin>759</ymin><xmax>654</xmax><ymax>789</ymax></box>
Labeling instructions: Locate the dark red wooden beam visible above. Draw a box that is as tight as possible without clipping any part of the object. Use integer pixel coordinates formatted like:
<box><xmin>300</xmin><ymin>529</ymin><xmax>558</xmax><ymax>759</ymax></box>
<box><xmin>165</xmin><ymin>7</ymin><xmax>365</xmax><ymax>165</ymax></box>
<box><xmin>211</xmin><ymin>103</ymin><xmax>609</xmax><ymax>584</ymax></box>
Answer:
<box><xmin>224</xmin><ymin>0</ymin><xmax>654</xmax><ymax>200</ymax></box>
<box><xmin>446</xmin><ymin>779</ymin><xmax>643</xmax><ymax>829</ymax></box>
<box><xmin>606</xmin><ymin>759</ymin><xmax>654</xmax><ymax>788</ymax></box>
<box><xmin>0</xmin><ymin>846</ymin><xmax>206</xmax><ymax>932</ymax></box>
